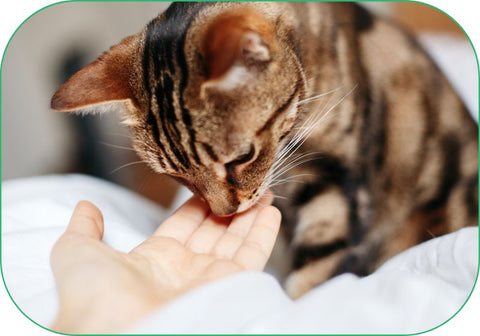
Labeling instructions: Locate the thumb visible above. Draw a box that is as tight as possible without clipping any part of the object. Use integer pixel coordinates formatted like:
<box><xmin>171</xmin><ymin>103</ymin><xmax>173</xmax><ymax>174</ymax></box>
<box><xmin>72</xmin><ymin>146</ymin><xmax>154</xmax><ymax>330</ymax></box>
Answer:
<box><xmin>64</xmin><ymin>200</ymin><xmax>105</xmax><ymax>240</ymax></box>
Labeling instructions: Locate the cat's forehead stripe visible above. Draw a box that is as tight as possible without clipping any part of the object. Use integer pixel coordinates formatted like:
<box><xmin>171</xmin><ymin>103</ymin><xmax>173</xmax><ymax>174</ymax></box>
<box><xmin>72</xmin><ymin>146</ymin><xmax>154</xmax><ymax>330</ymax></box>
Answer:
<box><xmin>146</xmin><ymin>16</ymin><xmax>186</xmax><ymax>172</ymax></box>
<box><xmin>176</xmin><ymin>3</ymin><xmax>210</xmax><ymax>166</ymax></box>
<box><xmin>143</xmin><ymin>23</ymin><xmax>178</xmax><ymax>172</ymax></box>
<box><xmin>201</xmin><ymin>143</ymin><xmax>219</xmax><ymax>162</ymax></box>
<box><xmin>155</xmin><ymin>74</ymin><xmax>190</xmax><ymax>171</ymax></box>
<box><xmin>143</xmin><ymin>2</ymin><xmax>212</xmax><ymax>172</ymax></box>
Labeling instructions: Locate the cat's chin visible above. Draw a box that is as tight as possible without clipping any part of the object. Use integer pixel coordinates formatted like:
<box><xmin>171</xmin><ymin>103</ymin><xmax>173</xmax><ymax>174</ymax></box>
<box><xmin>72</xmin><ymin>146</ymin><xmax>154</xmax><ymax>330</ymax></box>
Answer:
<box><xmin>236</xmin><ymin>193</ymin><xmax>264</xmax><ymax>214</ymax></box>
<box><xmin>211</xmin><ymin>198</ymin><xmax>259</xmax><ymax>217</ymax></box>
<box><xmin>236</xmin><ymin>202</ymin><xmax>254</xmax><ymax>214</ymax></box>
<box><xmin>212</xmin><ymin>204</ymin><xmax>249</xmax><ymax>218</ymax></box>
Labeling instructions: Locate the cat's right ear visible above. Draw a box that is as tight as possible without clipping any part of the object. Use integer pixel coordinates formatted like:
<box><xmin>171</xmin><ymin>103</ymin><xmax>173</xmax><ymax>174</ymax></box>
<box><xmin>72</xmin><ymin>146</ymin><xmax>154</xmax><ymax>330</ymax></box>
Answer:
<box><xmin>200</xmin><ymin>7</ymin><xmax>276</xmax><ymax>92</ymax></box>
<box><xmin>51</xmin><ymin>35</ymin><xmax>138</xmax><ymax>113</ymax></box>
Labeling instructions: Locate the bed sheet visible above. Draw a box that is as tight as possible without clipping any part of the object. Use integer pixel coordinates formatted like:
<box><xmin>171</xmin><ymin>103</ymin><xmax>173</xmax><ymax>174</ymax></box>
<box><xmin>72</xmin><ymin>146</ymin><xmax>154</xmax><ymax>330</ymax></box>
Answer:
<box><xmin>1</xmin><ymin>174</ymin><xmax>477</xmax><ymax>333</ymax></box>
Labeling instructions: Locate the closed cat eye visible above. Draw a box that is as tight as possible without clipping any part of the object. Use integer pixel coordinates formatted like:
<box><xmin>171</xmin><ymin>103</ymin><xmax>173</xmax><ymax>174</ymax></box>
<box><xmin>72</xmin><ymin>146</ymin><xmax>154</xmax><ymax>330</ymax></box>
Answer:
<box><xmin>226</xmin><ymin>144</ymin><xmax>256</xmax><ymax>167</ymax></box>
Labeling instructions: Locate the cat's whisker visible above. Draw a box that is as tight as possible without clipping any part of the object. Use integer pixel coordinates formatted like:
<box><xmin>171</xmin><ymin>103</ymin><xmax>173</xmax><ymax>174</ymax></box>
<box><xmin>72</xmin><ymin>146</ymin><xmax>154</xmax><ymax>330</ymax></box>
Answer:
<box><xmin>275</xmin><ymin>84</ymin><xmax>358</xmax><ymax>167</ymax></box>
<box><xmin>425</xmin><ymin>228</ymin><xmax>436</xmax><ymax>239</ymax></box>
<box><xmin>109</xmin><ymin>161</ymin><xmax>144</xmax><ymax>174</ymax></box>
<box><xmin>267</xmin><ymin>154</ymin><xmax>318</xmax><ymax>183</ymax></box>
<box><xmin>272</xmin><ymin>194</ymin><xmax>290</xmax><ymax>201</ymax></box>
<box><xmin>271</xmin><ymin>173</ymin><xmax>317</xmax><ymax>182</ymax></box>
<box><xmin>269</xmin><ymin>174</ymin><xmax>316</xmax><ymax>187</ymax></box>
<box><xmin>276</xmin><ymin>89</ymin><xmax>337</xmax><ymax>156</ymax></box>
<box><xmin>274</xmin><ymin>106</ymin><xmax>323</xmax><ymax>162</ymax></box>
<box><xmin>293</xmin><ymin>111</ymin><xmax>341</xmax><ymax>130</ymax></box>
<box><xmin>256</xmin><ymin>192</ymin><xmax>290</xmax><ymax>203</ymax></box>
<box><xmin>274</xmin><ymin>88</ymin><xmax>340</xmax><ymax>164</ymax></box>
<box><xmin>273</xmin><ymin>126</ymin><xmax>328</xmax><ymax>170</ymax></box>
<box><xmin>98</xmin><ymin>141</ymin><xmax>136</xmax><ymax>151</ymax></box>
<box><xmin>257</xmin><ymin>177</ymin><xmax>275</xmax><ymax>204</ymax></box>
<box><xmin>136</xmin><ymin>173</ymin><xmax>152</xmax><ymax>195</ymax></box>
<box><xmin>270</xmin><ymin>151</ymin><xmax>319</xmax><ymax>176</ymax></box>
<box><xmin>269</xmin><ymin>160</ymin><xmax>317</xmax><ymax>185</ymax></box>
<box><xmin>269</xmin><ymin>153</ymin><xmax>320</xmax><ymax>181</ymax></box>
<box><xmin>267</xmin><ymin>85</ymin><xmax>357</xmax><ymax>193</ymax></box>
<box><xmin>275</xmin><ymin>150</ymin><xmax>321</xmax><ymax>167</ymax></box>
<box><xmin>295</xmin><ymin>85</ymin><xmax>344</xmax><ymax>107</ymax></box>
<box><xmin>273</xmin><ymin>133</ymin><xmax>313</xmax><ymax>171</ymax></box>
<box><xmin>105</xmin><ymin>132</ymin><xmax>132</xmax><ymax>139</ymax></box>
<box><xmin>275</xmin><ymin>103</ymin><xmax>321</xmax><ymax>157</ymax></box>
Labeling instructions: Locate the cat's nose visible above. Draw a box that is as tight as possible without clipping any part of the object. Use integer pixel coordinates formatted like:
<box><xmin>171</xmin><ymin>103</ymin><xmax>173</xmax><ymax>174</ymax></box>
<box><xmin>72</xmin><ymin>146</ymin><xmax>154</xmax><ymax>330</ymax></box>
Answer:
<box><xmin>210</xmin><ymin>203</ymin><xmax>239</xmax><ymax>217</ymax></box>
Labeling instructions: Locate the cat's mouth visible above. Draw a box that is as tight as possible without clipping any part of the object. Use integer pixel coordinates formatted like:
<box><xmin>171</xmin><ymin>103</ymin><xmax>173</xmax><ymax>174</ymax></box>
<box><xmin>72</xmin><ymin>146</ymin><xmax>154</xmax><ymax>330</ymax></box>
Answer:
<box><xmin>171</xmin><ymin>176</ymin><xmax>265</xmax><ymax>217</ymax></box>
<box><xmin>214</xmin><ymin>188</ymin><xmax>267</xmax><ymax>217</ymax></box>
<box><xmin>234</xmin><ymin>202</ymin><xmax>255</xmax><ymax>215</ymax></box>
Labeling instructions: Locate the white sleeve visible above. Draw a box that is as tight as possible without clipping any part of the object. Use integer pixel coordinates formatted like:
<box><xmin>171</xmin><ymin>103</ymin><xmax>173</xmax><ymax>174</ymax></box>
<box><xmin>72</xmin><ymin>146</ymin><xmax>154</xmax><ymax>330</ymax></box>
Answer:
<box><xmin>128</xmin><ymin>227</ymin><xmax>477</xmax><ymax>334</ymax></box>
<box><xmin>127</xmin><ymin>272</ymin><xmax>292</xmax><ymax>334</ymax></box>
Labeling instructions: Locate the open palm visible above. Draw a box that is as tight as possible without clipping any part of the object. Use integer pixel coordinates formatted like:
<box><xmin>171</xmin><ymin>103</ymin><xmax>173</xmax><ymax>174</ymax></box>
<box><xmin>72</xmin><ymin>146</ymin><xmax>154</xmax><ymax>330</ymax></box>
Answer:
<box><xmin>51</xmin><ymin>193</ymin><xmax>281</xmax><ymax>333</ymax></box>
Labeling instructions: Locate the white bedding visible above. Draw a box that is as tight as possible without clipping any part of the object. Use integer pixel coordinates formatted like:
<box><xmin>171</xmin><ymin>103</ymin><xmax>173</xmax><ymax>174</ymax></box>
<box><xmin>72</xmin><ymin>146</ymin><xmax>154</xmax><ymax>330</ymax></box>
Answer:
<box><xmin>2</xmin><ymin>31</ymin><xmax>479</xmax><ymax>333</ymax></box>
<box><xmin>1</xmin><ymin>174</ymin><xmax>478</xmax><ymax>333</ymax></box>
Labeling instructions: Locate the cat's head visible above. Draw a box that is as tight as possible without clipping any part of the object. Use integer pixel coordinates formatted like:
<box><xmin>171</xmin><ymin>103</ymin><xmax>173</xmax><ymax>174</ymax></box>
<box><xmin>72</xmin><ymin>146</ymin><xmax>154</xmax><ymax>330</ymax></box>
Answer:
<box><xmin>52</xmin><ymin>4</ymin><xmax>305</xmax><ymax>216</ymax></box>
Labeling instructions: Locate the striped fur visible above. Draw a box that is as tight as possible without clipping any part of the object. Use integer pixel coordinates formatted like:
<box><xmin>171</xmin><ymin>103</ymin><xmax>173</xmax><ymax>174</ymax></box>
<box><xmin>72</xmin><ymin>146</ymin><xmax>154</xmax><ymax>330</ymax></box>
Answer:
<box><xmin>52</xmin><ymin>2</ymin><xmax>478</xmax><ymax>298</ymax></box>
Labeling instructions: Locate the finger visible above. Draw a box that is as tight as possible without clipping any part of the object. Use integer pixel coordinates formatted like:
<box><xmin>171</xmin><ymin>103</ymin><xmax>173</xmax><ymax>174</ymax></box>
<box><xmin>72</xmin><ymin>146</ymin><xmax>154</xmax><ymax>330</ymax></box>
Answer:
<box><xmin>211</xmin><ymin>206</ymin><xmax>262</xmax><ymax>259</ymax></box>
<box><xmin>227</xmin><ymin>189</ymin><xmax>275</xmax><ymax>238</ymax></box>
<box><xmin>185</xmin><ymin>214</ymin><xmax>230</xmax><ymax>254</ymax></box>
<box><xmin>233</xmin><ymin>205</ymin><xmax>281</xmax><ymax>271</ymax></box>
<box><xmin>153</xmin><ymin>196</ymin><xmax>210</xmax><ymax>245</ymax></box>
<box><xmin>185</xmin><ymin>190</ymin><xmax>275</xmax><ymax>256</ymax></box>
<box><xmin>63</xmin><ymin>200</ymin><xmax>104</xmax><ymax>240</ymax></box>
<box><xmin>210</xmin><ymin>189</ymin><xmax>275</xmax><ymax>259</ymax></box>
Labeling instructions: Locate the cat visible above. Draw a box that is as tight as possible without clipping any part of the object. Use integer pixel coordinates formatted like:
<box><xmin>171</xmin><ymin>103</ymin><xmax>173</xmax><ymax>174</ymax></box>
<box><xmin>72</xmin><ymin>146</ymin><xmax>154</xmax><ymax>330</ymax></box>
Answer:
<box><xmin>51</xmin><ymin>2</ymin><xmax>478</xmax><ymax>298</ymax></box>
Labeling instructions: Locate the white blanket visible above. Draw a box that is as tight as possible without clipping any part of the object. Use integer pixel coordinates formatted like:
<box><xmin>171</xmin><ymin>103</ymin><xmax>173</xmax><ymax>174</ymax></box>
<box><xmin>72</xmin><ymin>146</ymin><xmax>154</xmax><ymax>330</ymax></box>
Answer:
<box><xmin>2</xmin><ymin>174</ymin><xmax>477</xmax><ymax>333</ymax></box>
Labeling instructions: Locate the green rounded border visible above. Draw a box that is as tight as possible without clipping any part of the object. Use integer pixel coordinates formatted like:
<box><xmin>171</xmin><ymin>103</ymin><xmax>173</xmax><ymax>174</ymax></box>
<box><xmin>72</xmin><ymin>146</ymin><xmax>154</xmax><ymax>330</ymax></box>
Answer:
<box><xmin>0</xmin><ymin>1</ymin><xmax>478</xmax><ymax>335</ymax></box>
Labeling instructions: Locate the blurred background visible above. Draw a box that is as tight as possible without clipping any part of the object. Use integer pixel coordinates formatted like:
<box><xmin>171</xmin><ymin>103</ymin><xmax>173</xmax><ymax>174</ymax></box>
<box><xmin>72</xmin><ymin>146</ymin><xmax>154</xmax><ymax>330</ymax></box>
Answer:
<box><xmin>1</xmin><ymin>1</ymin><xmax>477</xmax><ymax>209</ymax></box>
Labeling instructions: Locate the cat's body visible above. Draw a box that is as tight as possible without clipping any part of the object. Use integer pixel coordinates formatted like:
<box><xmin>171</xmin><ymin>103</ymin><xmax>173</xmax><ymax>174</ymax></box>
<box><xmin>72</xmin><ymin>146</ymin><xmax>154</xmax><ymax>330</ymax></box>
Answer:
<box><xmin>52</xmin><ymin>2</ymin><xmax>478</xmax><ymax>298</ymax></box>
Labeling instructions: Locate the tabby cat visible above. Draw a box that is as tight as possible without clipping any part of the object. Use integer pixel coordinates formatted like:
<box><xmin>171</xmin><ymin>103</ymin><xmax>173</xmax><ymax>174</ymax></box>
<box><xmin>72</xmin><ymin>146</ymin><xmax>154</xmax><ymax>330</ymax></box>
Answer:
<box><xmin>51</xmin><ymin>2</ymin><xmax>478</xmax><ymax>298</ymax></box>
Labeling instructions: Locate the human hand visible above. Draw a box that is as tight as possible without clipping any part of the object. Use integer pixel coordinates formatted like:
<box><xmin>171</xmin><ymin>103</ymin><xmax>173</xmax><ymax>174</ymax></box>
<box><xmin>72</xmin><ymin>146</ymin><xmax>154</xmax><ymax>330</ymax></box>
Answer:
<box><xmin>50</xmin><ymin>193</ymin><xmax>281</xmax><ymax>333</ymax></box>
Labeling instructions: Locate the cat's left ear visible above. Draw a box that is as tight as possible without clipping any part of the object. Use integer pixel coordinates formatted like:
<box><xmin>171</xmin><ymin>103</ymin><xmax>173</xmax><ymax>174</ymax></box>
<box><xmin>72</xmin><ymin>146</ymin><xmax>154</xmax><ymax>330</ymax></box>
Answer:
<box><xmin>201</xmin><ymin>7</ymin><xmax>276</xmax><ymax>92</ymax></box>
<box><xmin>51</xmin><ymin>35</ymin><xmax>138</xmax><ymax>113</ymax></box>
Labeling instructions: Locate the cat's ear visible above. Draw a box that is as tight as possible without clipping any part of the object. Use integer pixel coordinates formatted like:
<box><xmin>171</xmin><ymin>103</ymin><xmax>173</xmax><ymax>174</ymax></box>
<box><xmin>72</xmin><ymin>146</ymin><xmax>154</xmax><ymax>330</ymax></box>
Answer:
<box><xmin>51</xmin><ymin>35</ymin><xmax>138</xmax><ymax>113</ymax></box>
<box><xmin>201</xmin><ymin>7</ymin><xmax>276</xmax><ymax>91</ymax></box>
